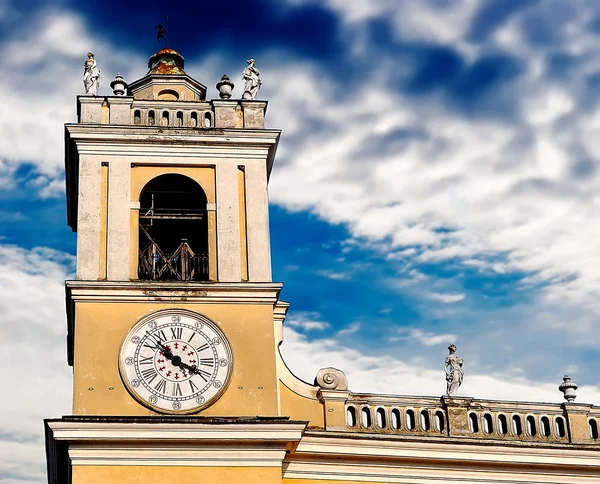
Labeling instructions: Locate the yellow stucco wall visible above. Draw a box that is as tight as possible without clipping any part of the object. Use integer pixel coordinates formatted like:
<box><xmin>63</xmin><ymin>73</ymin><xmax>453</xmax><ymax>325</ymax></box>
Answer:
<box><xmin>73</xmin><ymin>466</ymin><xmax>281</xmax><ymax>484</ymax></box>
<box><xmin>73</xmin><ymin>302</ymin><xmax>280</xmax><ymax>416</ymax></box>
<box><xmin>279</xmin><ymin>381</ymin><xmax>324</xmax><ymax>429</ymax></box>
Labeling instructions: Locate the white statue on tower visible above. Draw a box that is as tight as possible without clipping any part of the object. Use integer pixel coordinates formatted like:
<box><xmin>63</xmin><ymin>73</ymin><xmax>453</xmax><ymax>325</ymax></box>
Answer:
<box><xmin>242</xmin><ymin>58</ymin><xmax>261</xmax><ymax>100</ymax></box>
<box><xmin>83</xmin><ymin>52</ymin><xmax>100</xmax><ymax>96</ymax></box>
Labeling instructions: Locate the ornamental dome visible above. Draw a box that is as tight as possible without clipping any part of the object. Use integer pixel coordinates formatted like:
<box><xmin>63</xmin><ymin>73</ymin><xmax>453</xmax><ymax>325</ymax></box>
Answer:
<box><xmin>147</xmin><ymin>48</ymin><xmax>186</xmax><ymax>75</ymax></box>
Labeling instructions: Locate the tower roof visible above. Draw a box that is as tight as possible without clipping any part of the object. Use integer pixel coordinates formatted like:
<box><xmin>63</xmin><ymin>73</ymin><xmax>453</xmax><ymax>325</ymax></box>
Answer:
<box><xmin>128</xmin><ymin>47</ymin><xmax>206</xmax><ymax>100</ymax></box>
<box><xmin>147</xmin><ymin>48</ymin><xmax>186</xmax><ymax>75</ymax></box>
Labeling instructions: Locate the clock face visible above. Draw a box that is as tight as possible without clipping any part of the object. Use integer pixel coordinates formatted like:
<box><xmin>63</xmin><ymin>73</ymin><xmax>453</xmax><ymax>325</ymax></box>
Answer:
<box><xmin>119</xmin><ymin>309</ymin><xmax>233</xmax><ymax>414</ymax></box>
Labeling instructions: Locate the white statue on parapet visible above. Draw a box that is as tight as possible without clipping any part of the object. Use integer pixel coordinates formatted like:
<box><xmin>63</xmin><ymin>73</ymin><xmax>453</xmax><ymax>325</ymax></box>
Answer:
<box><xmin>445</xmin><ymin>344</ymin><xmax>463</xmax><ymax>395</ymax></box>
<box><xmin>242</xmin><ymin>58</ymin><xmax>261</xmax><ymax>100</ymax></box>
<box><xmin>83</xmin><ymin>52</ymin><xmax>100</xmax><ymax>95</ymax></box>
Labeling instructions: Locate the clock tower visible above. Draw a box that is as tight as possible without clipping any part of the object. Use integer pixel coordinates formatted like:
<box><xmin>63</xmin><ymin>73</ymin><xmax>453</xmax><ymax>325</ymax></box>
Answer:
<box><xmin>45</xmin><ymin>48</ymin><xmax>331</xmax><ymax>484</ymax></box>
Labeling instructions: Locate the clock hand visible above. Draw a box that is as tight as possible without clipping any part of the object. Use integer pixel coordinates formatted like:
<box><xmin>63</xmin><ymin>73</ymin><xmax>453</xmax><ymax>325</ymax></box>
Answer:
<box><xmin>144</xmin><ymin>331</ymin><xmax>205</xmax><ymax>375</ymax></box>
<box><xmin>177</xmin><ymin>361</ymin><xmax>199</xmax><ymax>375</ymax></box>
<box><xmin>145</xmin><ymin>331</ymin><xmax>169</xmax><ymax>352</ymax></box>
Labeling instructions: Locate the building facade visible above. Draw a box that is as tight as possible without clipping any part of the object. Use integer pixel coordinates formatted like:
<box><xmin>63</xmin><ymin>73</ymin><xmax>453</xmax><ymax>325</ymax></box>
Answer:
<box><xmin>45</xmin><ymin>48</ymin><xmax>600</xmax><ymax>483</ymax></box>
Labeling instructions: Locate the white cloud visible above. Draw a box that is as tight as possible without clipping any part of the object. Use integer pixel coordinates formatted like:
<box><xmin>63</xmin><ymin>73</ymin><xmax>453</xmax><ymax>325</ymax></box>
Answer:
<box><xmin>389</xmin><ymin>328</ymin><xmax>457</xmax><ymax>347</ymax></box>
<box><xmin>317</xmin><ymin>269</ymin><xmax>351</xmax><ymax>281</ymax></box>
<box><xmin>425</xmin><ymin>292</ymin><xmax>466</xmax><ymax>303</ymax></box>
<box><xmin>286</xmin><ymin>312</ymin><xmax>331</xmax><ymax>331</ymax></box>
<box><xmin>0</xmin><ymin>245</ymin><xmax>74</xmax><ymax>483</ymax></box>
<box><xmin>337</xmin><ymin>321</ymin><xmax>360</xmax><ymax>336</ymax></box>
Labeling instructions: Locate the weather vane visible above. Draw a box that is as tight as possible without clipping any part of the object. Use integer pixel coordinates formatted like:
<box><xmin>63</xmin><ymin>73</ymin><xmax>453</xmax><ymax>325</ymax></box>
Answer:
<box><xmin>156</xmin><ymin>16</ymin><xmax>168</xmax><ymax>46</ymax></box>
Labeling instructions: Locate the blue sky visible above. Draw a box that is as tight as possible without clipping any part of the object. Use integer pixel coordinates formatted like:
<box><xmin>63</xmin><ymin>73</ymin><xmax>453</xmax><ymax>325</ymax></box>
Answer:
<box><xmin>1</xmin><ymin>0</ymin><xmax>600</xmax><ymax>481</ymax></box>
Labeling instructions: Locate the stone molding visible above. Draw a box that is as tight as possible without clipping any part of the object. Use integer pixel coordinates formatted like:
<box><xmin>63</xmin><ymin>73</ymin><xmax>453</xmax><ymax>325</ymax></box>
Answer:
<box><xmin>45</xmin><ymin>417</ymin><xmax>306</xmax><ymax>483</ymax></box>
<box><xmin>283</xmin><ymin>432</ymin><xmax>600</xmax><ymax>483</ymax></box>
<box><xmin>66</xmin><ymin>280</ymin><xmax>283</xmax><ymax>304</ymax></box>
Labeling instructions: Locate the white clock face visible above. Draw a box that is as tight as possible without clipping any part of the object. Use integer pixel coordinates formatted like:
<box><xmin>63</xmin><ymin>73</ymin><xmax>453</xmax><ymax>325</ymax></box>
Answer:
<box><xmin>119</xmin><ymin>309</ymin><xmax>233</xmax><ymax>414</ymax></box>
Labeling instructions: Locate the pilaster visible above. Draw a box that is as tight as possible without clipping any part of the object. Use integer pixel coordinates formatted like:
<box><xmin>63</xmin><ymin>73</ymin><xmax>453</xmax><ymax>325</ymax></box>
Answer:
<box><xmin>216</xmin><ymin>162</ymin><xmax>242</xmax><ymax>281</ymax></box>
<box><xmin>241</xmin><ymin>101</ymin><xmax>267</xmax><ymax>129</ymax></box>
<box><xmin>76</xmin><ymin>156</ymin><xmax>101</xmax><ymax>280</ymax></box>
<box><xmin>244</xmin><ymin>159</ymin><xmax>272</xmax><ymax>281</ymax></box>
<box><xmin>563</xmin><ymin>402</ymin><xmax>595</xmax><ymax>443</ymax></box>
<box><xmin>78</xmin><ymin>96</ymin><xmax>104</xmax><ymax>124</ymax></box>
<box><xmin>212</xmin><ymin>100</ymin><xmax>239</xmax><ymax>128</ymax></box>
<box><xmin>319</xmin><ymin>390</ymin><xmax>351</xmax><ymax>431</ymax></box>
<box><xmin>106</xmin><ymin>160</ymin><xmax>131</xmax><ymax>280</ymax></box>
<box><xmin>442</xmin><ymin>395</ymin><xmax>474</xmax><ymax>437</ymax></box>
<box><xmin>108</xmin><ymin>96</ymin><xmax>134</xmax><ymax>124</ymax></box>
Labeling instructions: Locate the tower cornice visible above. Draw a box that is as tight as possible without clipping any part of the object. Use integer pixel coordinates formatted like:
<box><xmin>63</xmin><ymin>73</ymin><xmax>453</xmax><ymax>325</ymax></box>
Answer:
<box><xmin>65</xmin><ymin>125</ymin><xmax>280</xmax><ymax>232</ymax></box>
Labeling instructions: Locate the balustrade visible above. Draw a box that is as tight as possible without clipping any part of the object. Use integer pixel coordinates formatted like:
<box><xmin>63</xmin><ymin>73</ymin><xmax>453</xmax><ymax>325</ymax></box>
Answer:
<box><xmin>334</xmin><ymin>394</ymin><xmax>600</xmax><ymax>444</ymax></box>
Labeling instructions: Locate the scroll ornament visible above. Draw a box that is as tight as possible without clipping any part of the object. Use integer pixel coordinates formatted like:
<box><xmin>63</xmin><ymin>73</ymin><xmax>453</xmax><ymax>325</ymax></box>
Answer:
<box><xmin>315</xmin><ymin>367</ymin><xmax>348</xmax><ymax>391</ymax></box>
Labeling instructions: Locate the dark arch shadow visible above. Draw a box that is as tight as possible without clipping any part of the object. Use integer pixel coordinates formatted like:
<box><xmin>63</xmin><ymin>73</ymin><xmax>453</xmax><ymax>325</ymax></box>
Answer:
<box><xmin>138</xmin><ymin>174</ymin><xmax>209</xmax><ymax>281</ymax></box>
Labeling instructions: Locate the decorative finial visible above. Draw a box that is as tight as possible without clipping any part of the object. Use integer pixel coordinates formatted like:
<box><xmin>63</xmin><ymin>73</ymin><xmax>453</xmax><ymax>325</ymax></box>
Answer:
<box><xmin>110</xmin><ymin>73</ymin><xmax>128</xmax><ymax>96</ymax></box>
<box><xmin>157</xmin><ymin>16</ymin><xmax>168</xmax><ymax>46</ymax></box>
<box><xmin>445</xmin><ymin>344</ymin><xmax>463</xmax><ymax>395</ymax></box>
<box><xmin>216</xmin><ymin>74</ymin><xmax>234</xmax><ymax>99</ymax></box>
<box><xmin>83</xmin><ymin>52</ymin><xmax>100</xmax><ymax>96</ymax></box>
<box><xmin>242</xmin><ymin>58</ymin><xmax>261</xmax><ymax>100</ymax></box>
<box><xmin>559</xmin><ymin>374</ymin><xmax>578</xmax><ymax>402</ymax></box>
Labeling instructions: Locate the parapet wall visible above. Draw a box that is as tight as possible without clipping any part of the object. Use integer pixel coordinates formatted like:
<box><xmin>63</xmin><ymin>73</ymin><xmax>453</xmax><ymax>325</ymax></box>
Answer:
<box><xmin>77</xmin><ymin>96</ymin><xmax>267</xmax><ymax>129</ymax></box>
<box><xmin>320</xmin><ymin>390</ymin><xmax>600</xmax><ymax>445</ymax></box>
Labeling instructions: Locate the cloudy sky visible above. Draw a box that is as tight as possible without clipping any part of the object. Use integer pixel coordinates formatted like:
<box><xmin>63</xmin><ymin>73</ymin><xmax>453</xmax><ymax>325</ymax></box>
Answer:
<box><xmin>2</xmin><ymin>0</ymin><xmax>600</xmax><ymax>481</ymax></box>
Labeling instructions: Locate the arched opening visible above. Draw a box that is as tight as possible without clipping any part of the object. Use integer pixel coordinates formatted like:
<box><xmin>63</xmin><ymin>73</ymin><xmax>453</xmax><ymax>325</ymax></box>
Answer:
<box><xmin>435</xmin><ymin>410</ymin><xmax>445</xmax><ymax>432</ymax></box>
<box><xmin>483</xmin><ymin>413</ymin><xmax>493</xmax><ymax>434</ymax></box>
<box><xmin>204</xmin><ymin>112</ymin><xmax>213</xmax><ymax>128</ymax></box>
<box><xmin>346</xmin><ymin>406</ymin><xmax>357</xmax><ymax>427</ymax></box>
<box><xmin>134</xmin><ymin>110</ymin><xmax>141</xmax><ymax>125</ymax></box>
<box><xmin>161</xmin><ymin>111</ymin><xmax>170</xmax><ymax>126</ymax></box>
<box><xmin>391</xmin><ymin>409</ymin><xmax>401</xmax><ymax>430</ymax></box>
<box><xmin>512</xmin><ymin>415</ymin><xmax>523</xmax><ymax>436</ymax></box>
<box><xmin>376</xmin><ymin>408</ymin><xmax>386</xmax><ymax>429</ymax></box>
<box><xmin>176</xmin><ymin>111</ymin><xmax>184</xmax><ymax>127</ymax></box>
<box><xmin>590</xmin><ymin>419</ymin><xmax>599</xmax><ymax>440</ymax></box>
<box><xmin>148</xmin><ymin>110</ymin><xmax>155</xmax><ymax>125</ymax></box>
<box><xmin>406</xmin><ymin>409</ymin><xmax>416</xmax><ymax>430</ymax></box>
<box><xmin>138</xmin><ymin>174</ymin><xmax>208</xmax><ymax>281</ymax></box>
<box><xmin>469</xmin><ymin>413</ymin><xmax>479</xmax><ymax>433</ymax></box>
<box><xmin>498</xmin><ymin>414</ymin><xmax>508</xmax><ymax>435</ymax></box>
<box><xmin>190</xmin><ymin>112</ymin><xmax>198</xmax><ymax>127</ymax></box>
<box><xmin>540</xmin><ymin>416</ymin><xmax>551</xmax><ymax>437</ymax></box>
<box><xmin>420</xmin><ymin>410</ymin><xmax>430</xmax><ymax>431</ymax></box>
<box><xmin>526</xmin><ymin>415</ymin><xmax>537</xmax><ymax>436</ymax></box>
<box><xmin>361</xmin><ymin>407</ymin><xmax>372</xmax><ymax>428</ymax></box>
<box><xmin>555</xmin><ymin>417</ymin><xmax>566</xmax><ymax>437</ymax></box>
<box><xmin>157</xmin><ymin>89</ymin><xmax>179</xmax><ymax>101</ymax></box>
